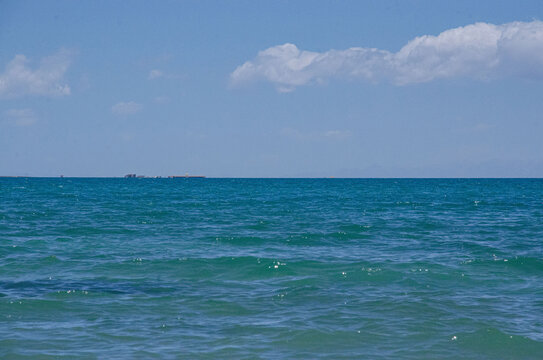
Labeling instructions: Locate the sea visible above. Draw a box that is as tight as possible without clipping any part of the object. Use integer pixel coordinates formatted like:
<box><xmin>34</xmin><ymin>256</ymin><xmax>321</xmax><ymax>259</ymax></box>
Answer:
<box><xmin>1</xmin><ymin>178</ymin><xmax>542</xmax><ymax>359</ymax></box>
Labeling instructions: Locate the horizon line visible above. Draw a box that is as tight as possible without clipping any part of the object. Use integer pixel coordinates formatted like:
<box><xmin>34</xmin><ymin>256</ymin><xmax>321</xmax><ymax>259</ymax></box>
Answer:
<box><xmin>1</xmin><ymin>176</ymin><xmax>542</xmax><ymax>180</ymax></box>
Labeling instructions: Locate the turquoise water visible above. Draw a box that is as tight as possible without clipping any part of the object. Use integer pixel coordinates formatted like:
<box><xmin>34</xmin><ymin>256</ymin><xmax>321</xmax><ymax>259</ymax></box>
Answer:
<box><xmin>1</xmin><ymin>178</ymin><xmax>542</xmax><ymax>359</ymax></box>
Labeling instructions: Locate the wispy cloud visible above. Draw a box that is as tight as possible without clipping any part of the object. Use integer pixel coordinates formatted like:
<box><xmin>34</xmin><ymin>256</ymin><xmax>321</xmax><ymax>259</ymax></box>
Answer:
<box><xmin>282</xmin><ymin>128</ymin><xmax>352</xmax><ymax>141</ymax></box>
<box><xmin>111</xmin><ymin>101</ymin><xmax>143</xmax><ymax>115</ymax></box>
<box><xmin>0</xmin><ymin>49</ymin><xmax>72</xmax><ymax>98</ymax></box>
<box><xmin>3</xmin><ymin>108</ymin><xmax>37</xmax><ymax>126</ymax></box>
<box><xmin>147</xmin><ymin>68</ymin><xmax>183</xmax><ymax>80</ymax></box>
<box><xmin>231</xmin><ymin>21</ymin><xmax>543</xmax><ymax>91</ymax></box>
<box><xmin>148</xmin><ymin>69</ymin><xmax>164</xmax><ymax>80</ymax></box>
<box><xmin>153</xmin><ymin>96</ymin><xmax>170</xmax><ymax>104</ymax></box>
<box><xmin>324</xmin><ymin>130</ymin><xmax>352</xmax><ymax>139</ymax></box>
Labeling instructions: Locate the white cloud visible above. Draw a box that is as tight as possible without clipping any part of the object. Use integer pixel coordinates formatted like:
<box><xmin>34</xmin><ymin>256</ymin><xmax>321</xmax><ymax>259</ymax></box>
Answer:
<box><xmin>111</xmin><ymin>101</ymin><xmax>143</xmax><ymax>115</ymax></box>
<box><xmin>148</xmin><ymin>69</ymin><xmax>164</xmax><ymax>80</ymax></box>
<box><xmin>3</xmin><ymin>108</ymin><xmax>37</xmax><ymax>126</ymax></box>
<box><xmin>231</xmin><ymin>21</ymin><xmax>543</xmax><ymax>91</ymax></box>
<box><xmin>0</xmin><ymin>49</ymin><xmax>72</xmax><ymax>98</ymax></box>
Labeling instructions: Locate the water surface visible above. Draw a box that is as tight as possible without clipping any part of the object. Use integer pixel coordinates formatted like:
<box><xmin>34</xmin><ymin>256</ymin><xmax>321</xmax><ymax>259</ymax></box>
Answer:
<box><xmin>1</xmin><ymin>178</ymin><xmax>542</xmax><ymax>359</ymax></box>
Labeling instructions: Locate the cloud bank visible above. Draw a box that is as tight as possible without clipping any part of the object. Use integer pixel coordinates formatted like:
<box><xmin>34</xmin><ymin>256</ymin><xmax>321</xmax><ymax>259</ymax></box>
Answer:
<box><xmin>231</xmin><ymin>21</ymin><xmax>543</xmax><ymax>91</ymax></box>
<box><xmin>0</xmin><ymin>49</ymin><xmax>72</xmax><ymax>98</ymax></box>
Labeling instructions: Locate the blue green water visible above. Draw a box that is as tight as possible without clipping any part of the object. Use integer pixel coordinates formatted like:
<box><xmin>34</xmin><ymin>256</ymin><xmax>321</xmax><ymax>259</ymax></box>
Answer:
<box><xmin>1</xmin><ymin>178</ymin><xmax>542</xmax><ymax>359</ymax></box>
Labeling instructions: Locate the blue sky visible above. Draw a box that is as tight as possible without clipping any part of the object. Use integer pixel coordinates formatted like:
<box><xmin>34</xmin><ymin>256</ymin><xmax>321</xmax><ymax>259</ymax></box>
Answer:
<box><xmin>1</xmin><ymin>0</ymin><xmax>543</xmax><ymax>177</ymax></box>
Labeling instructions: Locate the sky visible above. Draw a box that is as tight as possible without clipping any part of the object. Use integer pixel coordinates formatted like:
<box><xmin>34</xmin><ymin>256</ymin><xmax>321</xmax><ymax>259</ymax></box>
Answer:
<box><xmin>1</xmin><ymin>0</ymin><xmax>543</xmax><ymax>177</ymax></box>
